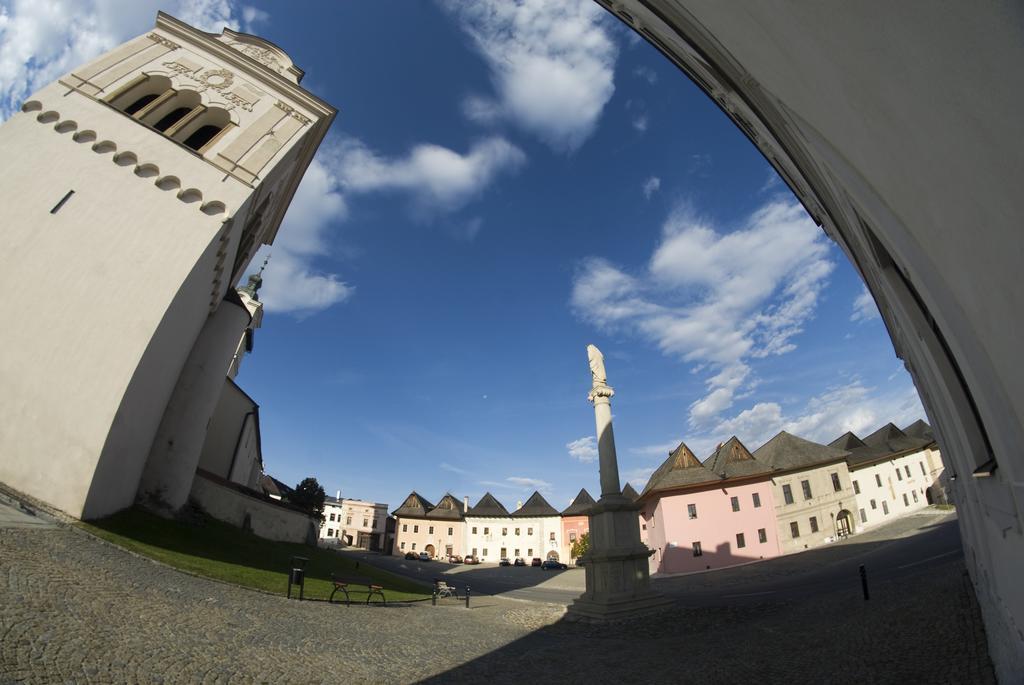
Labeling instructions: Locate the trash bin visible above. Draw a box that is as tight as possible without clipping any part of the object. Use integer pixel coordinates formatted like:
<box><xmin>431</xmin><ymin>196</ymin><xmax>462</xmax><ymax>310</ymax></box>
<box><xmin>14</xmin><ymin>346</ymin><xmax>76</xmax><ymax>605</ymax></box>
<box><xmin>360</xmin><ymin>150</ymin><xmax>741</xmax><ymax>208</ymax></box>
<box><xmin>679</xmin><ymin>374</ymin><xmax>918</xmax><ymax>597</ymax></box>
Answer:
<box><xmin>287</xmin><ymin>556</ymin><xmax>309</xmax><ymax>600</ymax></box>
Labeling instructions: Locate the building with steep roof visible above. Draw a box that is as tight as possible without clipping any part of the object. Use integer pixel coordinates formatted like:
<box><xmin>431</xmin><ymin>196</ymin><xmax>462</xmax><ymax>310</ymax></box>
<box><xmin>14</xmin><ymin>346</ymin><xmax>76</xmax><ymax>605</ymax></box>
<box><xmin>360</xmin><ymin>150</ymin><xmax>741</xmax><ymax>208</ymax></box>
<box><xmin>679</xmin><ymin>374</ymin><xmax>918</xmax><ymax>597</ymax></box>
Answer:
<box><xmin>753</xmin><ymin>432</ymin><xmax>856</xmax><ymax>554</ymax></box>
<box><xmin>390</xmin><ymin>492</ymin><xmax>467</xmax><ymax>559</ymax></box>
<box><xmin>638</xmin><ymin>440</ymin><xmax>781</xmax><ymax>574</ymax></box>
<box><xmin>319</xmin><ymin>494</ymin><xmax>388</xmax><ymax>551</ymax></box>
<box><xmin>561</xmin><ymin>488</ymin><xmax>595</xmax><ymax>564</ymax></box>
<box><xmin>830</xmin><ymin>421</ymin><xmax>944</xmax><ymax>531</ymax></box>
<box><xmin>464</xmin><ymin>491</ymin><xmax>563</xmax><ymax>563</ymax></box>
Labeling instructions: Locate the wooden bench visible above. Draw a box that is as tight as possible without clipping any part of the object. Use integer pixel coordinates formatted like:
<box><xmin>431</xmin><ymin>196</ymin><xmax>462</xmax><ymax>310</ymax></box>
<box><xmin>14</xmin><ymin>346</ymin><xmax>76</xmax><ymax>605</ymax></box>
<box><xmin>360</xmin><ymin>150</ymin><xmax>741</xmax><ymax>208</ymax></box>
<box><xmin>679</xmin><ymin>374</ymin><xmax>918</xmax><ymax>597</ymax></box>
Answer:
<box><xmin>329</xmin><ymin>573</ymin><xmax>386</xmax><ymax>606</ymax></box>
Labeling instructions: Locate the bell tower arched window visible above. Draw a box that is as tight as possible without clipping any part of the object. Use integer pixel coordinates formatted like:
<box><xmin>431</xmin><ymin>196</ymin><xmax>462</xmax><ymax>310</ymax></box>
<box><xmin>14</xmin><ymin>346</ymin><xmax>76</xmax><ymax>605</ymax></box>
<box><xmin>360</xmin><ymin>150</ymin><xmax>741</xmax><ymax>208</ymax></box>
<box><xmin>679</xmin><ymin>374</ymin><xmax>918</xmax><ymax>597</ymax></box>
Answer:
<box><xmin>182</xmin><ymin>124</ymin><xmax>222</xmax><ymax>151</ymax></box>
<box><xmin>153</xmin><ymin>107</ymin><xmax>192</xmax><ymax>132</ymax></box>
<box><xmin>124</xmin><ymin>93</ymin><xmax>158</xmax><ymax>116</ymax></box>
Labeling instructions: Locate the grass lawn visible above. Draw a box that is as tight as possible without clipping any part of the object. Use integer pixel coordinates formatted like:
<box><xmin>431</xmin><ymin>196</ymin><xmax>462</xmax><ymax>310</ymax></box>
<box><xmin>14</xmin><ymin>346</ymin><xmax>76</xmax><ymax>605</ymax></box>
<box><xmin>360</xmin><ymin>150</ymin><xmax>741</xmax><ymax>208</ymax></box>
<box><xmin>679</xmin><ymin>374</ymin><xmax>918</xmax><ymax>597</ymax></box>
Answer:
<box><xmin>78</xmin><ymin>507</ymin><xmax>431</xmax><ymax>603</ymax></box>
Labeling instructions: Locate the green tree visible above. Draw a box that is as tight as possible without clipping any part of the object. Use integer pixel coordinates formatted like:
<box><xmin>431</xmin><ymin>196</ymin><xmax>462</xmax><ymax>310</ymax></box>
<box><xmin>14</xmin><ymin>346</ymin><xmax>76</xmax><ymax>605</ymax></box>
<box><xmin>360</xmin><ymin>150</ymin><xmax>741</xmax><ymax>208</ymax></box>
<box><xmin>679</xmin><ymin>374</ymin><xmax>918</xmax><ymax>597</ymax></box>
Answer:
<box><xmin>571</xmin><ymin>532</ymin><xmax>590</xmax><ymax>560</ymax></box>
<box><xmin>288</xmin><ymin>477</ymin><xmax>326</xmax><ymax>522</ymax></box>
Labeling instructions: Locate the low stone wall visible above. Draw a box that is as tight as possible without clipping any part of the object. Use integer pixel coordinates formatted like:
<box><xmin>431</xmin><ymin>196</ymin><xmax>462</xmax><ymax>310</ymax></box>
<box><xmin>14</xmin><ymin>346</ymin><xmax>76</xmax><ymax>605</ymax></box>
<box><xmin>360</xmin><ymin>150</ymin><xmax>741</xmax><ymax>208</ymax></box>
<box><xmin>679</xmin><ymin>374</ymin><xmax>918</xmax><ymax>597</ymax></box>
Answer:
<box><xmin>190</xmin><ymin>470</ymin><xmax>315</xmax><ymax>544</ymax></box>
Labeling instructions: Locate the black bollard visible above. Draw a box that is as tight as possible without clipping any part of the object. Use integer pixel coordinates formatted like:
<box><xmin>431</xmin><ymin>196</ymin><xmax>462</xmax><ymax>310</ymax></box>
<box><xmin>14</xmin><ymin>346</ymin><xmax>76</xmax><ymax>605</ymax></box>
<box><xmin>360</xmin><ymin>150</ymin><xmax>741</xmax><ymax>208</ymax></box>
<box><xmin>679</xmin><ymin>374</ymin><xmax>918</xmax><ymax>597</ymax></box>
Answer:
<box><xmin>432</xmin><ymin>587</ymin><xmax>437</xmax><ymax>606</ymax></box>
<box><xmin>859</xmin><ymin>564</ymin><xmax>870</xmax><ymax>601</ymax></box>
<box><xmin>465</xmin><ymin>585</ymin><xmax>470</xmax><ymax>609</ymax></box>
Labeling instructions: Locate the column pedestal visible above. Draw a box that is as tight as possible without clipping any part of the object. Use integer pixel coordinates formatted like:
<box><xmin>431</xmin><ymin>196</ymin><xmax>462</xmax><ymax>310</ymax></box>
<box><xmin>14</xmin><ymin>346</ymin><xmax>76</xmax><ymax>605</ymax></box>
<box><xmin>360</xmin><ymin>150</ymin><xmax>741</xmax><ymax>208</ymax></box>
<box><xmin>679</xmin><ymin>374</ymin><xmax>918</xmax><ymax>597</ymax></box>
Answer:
<box><xmin>567</xmin><ymin>494</ymin><xmax>673</xmax><ymax>621</ymax></box>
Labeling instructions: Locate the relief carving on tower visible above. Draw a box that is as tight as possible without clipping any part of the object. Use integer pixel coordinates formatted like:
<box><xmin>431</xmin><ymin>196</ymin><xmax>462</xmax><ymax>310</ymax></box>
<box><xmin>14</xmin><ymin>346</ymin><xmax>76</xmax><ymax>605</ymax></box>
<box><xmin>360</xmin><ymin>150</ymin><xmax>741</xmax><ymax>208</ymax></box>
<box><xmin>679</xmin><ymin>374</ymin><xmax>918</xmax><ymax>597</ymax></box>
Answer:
<box><xmin>161</xmin><ymin>58</ymin><xmax>261</xmax><ymax>112</ymax></box>
<box><xmin>147</xmin><ymin>33</ymin><xmax>180</xmax><ymax>50</ymax></box>
<box><xmin>235</xmin><ymin>45</ymin><xmax>285</xmax><ymax>74</ymax></box>
<box><xmin>273</xmin><ymin>101</ymin><xmax>311</xmax><ymax>126</ymax></box>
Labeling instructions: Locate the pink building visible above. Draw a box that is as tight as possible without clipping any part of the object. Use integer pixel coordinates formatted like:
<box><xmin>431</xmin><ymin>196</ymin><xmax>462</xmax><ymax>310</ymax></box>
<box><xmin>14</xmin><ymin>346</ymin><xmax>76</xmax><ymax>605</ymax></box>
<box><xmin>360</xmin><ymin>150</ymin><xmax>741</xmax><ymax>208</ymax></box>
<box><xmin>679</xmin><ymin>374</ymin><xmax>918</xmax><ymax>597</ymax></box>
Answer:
<box><xmin>560</xmin><ymin>488</ymin><xmax>595</xmax><ymax>563</ymax></box>
<box><xmin>639</xmin><ymin>438</ymin><xmax>782</xmax><ymax>575</ymax></box>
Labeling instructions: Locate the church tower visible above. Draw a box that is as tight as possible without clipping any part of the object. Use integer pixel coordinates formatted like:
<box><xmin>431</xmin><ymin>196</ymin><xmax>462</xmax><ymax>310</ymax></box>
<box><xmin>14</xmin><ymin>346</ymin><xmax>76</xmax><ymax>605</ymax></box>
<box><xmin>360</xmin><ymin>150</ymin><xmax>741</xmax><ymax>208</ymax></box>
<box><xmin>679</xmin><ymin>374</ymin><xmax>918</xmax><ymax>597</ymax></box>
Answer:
<box><xmin>0</xmin><ymin>13</ymin><xmax>335</xmax><ymax>519</ymax></box>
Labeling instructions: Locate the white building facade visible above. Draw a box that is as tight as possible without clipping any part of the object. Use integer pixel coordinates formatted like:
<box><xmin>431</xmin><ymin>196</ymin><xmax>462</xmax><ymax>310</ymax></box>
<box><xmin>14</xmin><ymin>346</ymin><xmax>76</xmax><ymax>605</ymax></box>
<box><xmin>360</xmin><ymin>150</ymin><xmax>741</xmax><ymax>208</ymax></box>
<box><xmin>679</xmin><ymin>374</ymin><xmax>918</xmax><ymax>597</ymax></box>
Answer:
<box><xmin>320</xmin><ymin>494</ymin><xmax>388</xmax><ymax>551</ymax></box>
<box><xmin>463</xmin><ymin>492</ymin><xmax>562</xmax><ymax>563</ymax></box>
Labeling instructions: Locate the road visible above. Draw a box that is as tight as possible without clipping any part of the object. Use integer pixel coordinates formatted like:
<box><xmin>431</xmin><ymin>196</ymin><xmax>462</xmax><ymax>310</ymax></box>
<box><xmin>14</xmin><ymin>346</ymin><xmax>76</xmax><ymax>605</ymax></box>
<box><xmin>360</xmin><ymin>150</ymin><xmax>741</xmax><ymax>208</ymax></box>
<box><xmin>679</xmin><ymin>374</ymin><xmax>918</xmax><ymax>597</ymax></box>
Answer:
<box><xmin>334</xmin><ymin>509</ymin><xmax>962</xmax><ymax>606</ymax></box>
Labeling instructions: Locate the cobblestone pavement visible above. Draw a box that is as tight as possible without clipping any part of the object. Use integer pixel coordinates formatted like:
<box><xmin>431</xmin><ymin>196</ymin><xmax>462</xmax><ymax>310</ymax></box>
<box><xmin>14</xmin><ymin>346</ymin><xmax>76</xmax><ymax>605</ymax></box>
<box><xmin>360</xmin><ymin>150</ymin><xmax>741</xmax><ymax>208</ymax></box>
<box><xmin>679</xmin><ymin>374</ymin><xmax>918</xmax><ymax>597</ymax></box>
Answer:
<box><xmin>1</xmin><ymin>514</ymin><xmax>994</xmax><ymax>684</ymax></box>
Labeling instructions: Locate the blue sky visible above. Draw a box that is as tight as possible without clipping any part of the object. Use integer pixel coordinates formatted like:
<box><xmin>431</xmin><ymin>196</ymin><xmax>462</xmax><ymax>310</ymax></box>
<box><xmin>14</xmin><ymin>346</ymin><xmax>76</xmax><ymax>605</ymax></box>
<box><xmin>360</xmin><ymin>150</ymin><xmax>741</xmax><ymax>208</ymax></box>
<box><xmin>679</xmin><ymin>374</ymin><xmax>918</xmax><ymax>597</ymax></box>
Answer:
<box><xmin>0</xmin><ymin>0</ymin><xmax>925</xmax><ymax>511</ymax></box>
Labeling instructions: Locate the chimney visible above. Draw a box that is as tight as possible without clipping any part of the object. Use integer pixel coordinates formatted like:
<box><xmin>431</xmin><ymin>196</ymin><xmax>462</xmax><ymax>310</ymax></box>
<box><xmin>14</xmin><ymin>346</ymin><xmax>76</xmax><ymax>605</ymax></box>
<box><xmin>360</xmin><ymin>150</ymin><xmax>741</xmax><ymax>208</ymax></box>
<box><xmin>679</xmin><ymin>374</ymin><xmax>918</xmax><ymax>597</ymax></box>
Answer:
<box><xmin>463</xmin><ymin>495</ymin><xmax>469</xmax><ymax>511</ymax></box>
<box><xmin>336</xmin><ymin>490</ymin><xmax>341</xmax><ymax>501</ymax></box>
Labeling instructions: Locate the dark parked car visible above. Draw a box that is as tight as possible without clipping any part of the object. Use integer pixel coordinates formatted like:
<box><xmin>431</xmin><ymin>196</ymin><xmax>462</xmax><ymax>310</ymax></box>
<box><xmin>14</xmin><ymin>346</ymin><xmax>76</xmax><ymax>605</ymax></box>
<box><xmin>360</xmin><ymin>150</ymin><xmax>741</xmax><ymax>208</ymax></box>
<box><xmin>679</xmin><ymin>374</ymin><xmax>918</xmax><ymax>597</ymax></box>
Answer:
<box><xmin>499</xmin><ymin>558</ymin><xmax>511</xmax><ymax>566</ymax></box>
<box><xmin>513</xmin><ymin>557</ymin><xmax>526</xmax><ymax>567</ymax></box>
<box><xmin>404</xmin><ymin>552</ymin><xmax>417</xmax><ymax>560</ymax></box>
<box><xmin>541</xmin><ymin>559</ymin><xmax>568</xmax><ymax>571</ymax></box>
<box><xmin>448</xmin><ymin>555</ymin><xmax>463</xmax><ymax>564</ymax></box>
<box><xmin>531</xmin><ymin>557</ymin><xmax>542</xmax><ymax>567</ymax></box>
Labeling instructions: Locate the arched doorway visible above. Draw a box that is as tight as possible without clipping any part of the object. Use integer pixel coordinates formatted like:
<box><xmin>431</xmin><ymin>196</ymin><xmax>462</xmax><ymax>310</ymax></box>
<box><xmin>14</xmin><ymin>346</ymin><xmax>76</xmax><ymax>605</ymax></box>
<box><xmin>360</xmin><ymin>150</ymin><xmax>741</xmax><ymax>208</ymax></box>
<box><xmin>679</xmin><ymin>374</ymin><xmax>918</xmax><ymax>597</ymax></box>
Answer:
<box><xmin>424</xmin><ymin>544</ymin><xmax>435</xmax><ymax>559</ymax></box>
<box><xmin>546</xmin><ymin>551</ymin><xmax>559</xmax><ymax>561</ymax></box>
<box><xmin>836</xmin><ymin>510</ymin><xmax>854</xmax><ymax>538</ymax></box>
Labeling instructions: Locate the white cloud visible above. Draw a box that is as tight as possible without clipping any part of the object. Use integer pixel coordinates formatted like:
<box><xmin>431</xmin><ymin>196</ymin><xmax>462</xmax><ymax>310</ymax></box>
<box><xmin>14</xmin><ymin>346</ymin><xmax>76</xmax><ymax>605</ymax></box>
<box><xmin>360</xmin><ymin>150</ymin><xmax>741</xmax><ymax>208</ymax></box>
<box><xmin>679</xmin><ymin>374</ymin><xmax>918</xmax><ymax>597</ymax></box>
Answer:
<box><xmin>0</xmin><ymin>0</ymin><xmax>258</xmax><ymax>120</ymax></box>
<box><xmin>566</xmin><ymin>436</ymin><xmax>598</xmax><ymax>463</ymax></box>
<box><xmin>633</xmin><ymin>66</ymin><xmax>657</xmax><ymax>84</ymax></box>
<box><xmin>642</xmin><ymin>176</ymin><xmax>661</xmax><ymax>199</ymax></box>
<box><xmin>334</xmin><ymin>136</ymin><xmax>526</xmax><ymax>215</ymax></box>
<box><xmin>851</xmin><ymin>285</ymin><xmax>880</xmax><ymax>322</ymax></box>
<box><xmin>252</xmin><ymin>156</ymin><xmax>352</xmax><ymax>316</ymax></box>
<box><xmin>505</xmin><ymin>476</ymin><xmax>552</xmax><ymax>492</ymax></box>
<box><xmin>440</xmin><ymin>462</ymin><xmax>471</xmax><ymax>476</ymax></box>
<box><xmin>622</xmin><ymin>465</ymin><xmax>657</xmax><ymax>490</ymax></box>
<box><xmin>632</xmin><ymin>113</ymin><xmax>648</xmax><ymax>132</ymax></box>
<box><xmin>572</xmin><ymin>200</ymin><xmax>834</xmax><ymax>426</ymax></box>
<box><xmin>441</xmin><ymin>0</ymin><xmax>618</xmax><ymax>151</ymax></box>
<box><xmin>706</xmin><ymin>378</ymin><xmax>925</xmax><ymax>451</ymax></box>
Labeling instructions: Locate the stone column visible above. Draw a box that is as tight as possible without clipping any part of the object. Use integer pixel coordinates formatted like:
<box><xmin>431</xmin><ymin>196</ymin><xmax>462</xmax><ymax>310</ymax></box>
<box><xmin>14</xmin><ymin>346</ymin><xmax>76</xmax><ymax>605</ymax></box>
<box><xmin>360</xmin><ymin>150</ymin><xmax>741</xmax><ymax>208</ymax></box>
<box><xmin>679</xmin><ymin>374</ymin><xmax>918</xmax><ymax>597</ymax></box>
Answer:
<box><xmin>567</xmin><ymin>345</ymin><xmax>672</xmax><ymax>621</ymax></box>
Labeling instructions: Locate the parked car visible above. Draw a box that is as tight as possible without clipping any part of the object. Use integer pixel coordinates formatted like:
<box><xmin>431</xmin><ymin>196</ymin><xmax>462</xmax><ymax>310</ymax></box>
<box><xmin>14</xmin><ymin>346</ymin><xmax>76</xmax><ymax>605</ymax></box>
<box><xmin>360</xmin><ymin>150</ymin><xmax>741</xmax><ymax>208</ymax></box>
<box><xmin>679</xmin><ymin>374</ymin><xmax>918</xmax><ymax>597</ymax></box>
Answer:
<box><xmin>531</xmin><ymin>557</ymin><xmax>542</xmax><ymax>567</ymax></box>
<box><xmin>499</xmin><ymin>558</ymin><xmax>511</xmax><ymax>566</ymax></box>
<box><xmin>404</xmin><ymin>551</ymin><xmax>417</xmax><ymax>560</ymax></box>
<box><xmin>448</xmin><ymin>555</ymin><xmax>463</xmax><ymax>564</ymax></box>
<box><xmin>513</xmin><ymin>557</ymin><xmax>526</xmax><ymax>567</ymax></box>
<box><xmin>418</xmin><ymin>552</ymin><xmax>431</xmax><ymax>561</ymax></box>
<box><xmin>463</xmin><ymin>555</ymin><xmax>479</xmax><ymax>565</ymax></box>
<box><xmin>541</xmin><ymin>559</ymin><xmax>568</xmax><ymax>570</ymax></box>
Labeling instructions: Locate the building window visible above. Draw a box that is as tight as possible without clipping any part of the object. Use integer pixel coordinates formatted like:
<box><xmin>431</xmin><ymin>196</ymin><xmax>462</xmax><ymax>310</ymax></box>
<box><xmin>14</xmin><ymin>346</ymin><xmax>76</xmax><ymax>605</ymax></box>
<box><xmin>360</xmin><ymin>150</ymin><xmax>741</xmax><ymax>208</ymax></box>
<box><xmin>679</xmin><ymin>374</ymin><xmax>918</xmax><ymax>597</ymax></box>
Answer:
<box><xmin>903</xmin><ymin>494</ymin><xmax>909</xmax><ymax>506</ymax></box>
<box><xmin>790</xmin><ymin>522</ymin><xmax>800</xmax><ymax>538</ymax></box>
<box><xmin>920</xmin><ymin>461</ymin><xmax>926</xmax><ymax>476</ymax></box>
<box><xmin>482</xmin><ymin>548</ymin><xmax>488</xmax><ymax>557</ymax></box>
<box><xmin>549</xmin><ymin>532</ymin><xmax>556</xmax><ymax>541</ymax></box>
<box><xmin>502</xmin><ymin>528</ymin><xmax>508</xmax><ymax>536</ymax></box>
<box><xmin>641</xmin><ymin>524</ymin><xmax>647</xmax><ymax>531</ymax></box>
<box><xmin>472</xmin><ymin>527</ymin><xmax>477</xmax><ymax>534</ymax></box>
<box><xmin>882</xmin><ymin>501</ymin><xmax>889</xmax><ymax>515</ymax></box>
<box><xmin>402</xmin><ymin>524</ymin><xmax>408</xmax><ymax>532</ymax></box>
<box><xmin>905</xmin><ymin>465</ymin><xmax>911</xmax><ymax>478</ymax></box>
<box><xmin>346</xmin><ymin>516</ymin><xmax>352</xmax><ymax>525</ymax></box>
<box><xmin>782</xmin><ymin>484</ymin><xmax>794</xmax><ymax>505</ymax></box>
<box><xmin>327</xmin><ymin>529</ymin><xmax>333</xmax><ymax>537</ymax></box>
<box><xmin>528</xmin><ymin>548</ymin><xmax>533</xmax><ymax>556</ymax></box>
<box><xmin>153</xmin><ymin>106</ymin><xmax>192</xmax><ymax>133</ymax></box>
<box><xmin>688</xmin><ymin>503</ymin><xmax>698</xmax><ymax>519</ymax></box>
<box><xmin>400</xmin><ymin>542</ymin><xmax>405</xmax><ymax>550</ymax></box>
<box><xmin>853</xmin><ymin>480</ymin><xmax>861</xmax><ymax>495</ymax></box>
<box><xmin>329</xmin><ymin>513</ymin><xmax>335</xmax><ymax>522</ymax></box>
<box><xmin>484</xmin><ymin>527</ymin><xmax>489</xmax><ymax>535</ymax></box>
<box><xmin>831</xmin><ymin>472</ymin><xmax>842</xmax><ymax>492</ymax></box>
<box><xmin>912</xmin><ymin>490</ymin><xmax>918</xmax><ymax>503</ymax></box>
<box><xmin>412</xmin><ymin>543</ymin><xmax>416</xmax><ymax>550</ymax></box>
<box><xmin>736</xmin><ymin>533</ymin><xmax>746</xmax><ymax>549</ymax></box>
<box><xmin>809</xmin><ymin>516</ymin><xmax>819</xmax><ymax>533</ymax></box>
<box><xmin>124</xmin><ymin>93</ymin><xmax>159</xmax><ymax>116</ymax></box>
<box><xmin>692</xmin><ymin>542</ymin><xmax>703</xmax><ymax>557</ymax></box>
<box><xmin>182</xmin><ymin>123</ymin><xmax>223</xmax><ymax>152</ymax></box>
<box><xmin>448</xmin><ymin>527</ymin><xmax>453</xmax><ymax>536</ymax></box>
<box><xmin>758</xmin><ymin>528</ymin><xmax>767</xmax><ymax>543</ymax></box>
<box><xmin>730</xmin><ymin>496</ymin><xmax>740</xmax><ymax>512</ymax></box>
<box><xmin>896</xmin><ymin>469</ymin><xmax>903</xmax><ymax>481</ymax></box>
<box><xmin>801</xmin><ymin>480</ymin><xmax>812</xmax><ymax>500</ymax></box>
<box><xmin>363</xmin><ymin>518</ymin><xmax>369</xmax><ymax>527</ymax></box>
<box><xmin>860</xmin><ymin>508</ymin><xmax>867</xmax><ymax>523</ymax></box>
<box><xmin>472</xmin><ymin>548</ymin><xmax>478</xmax><ymax>556</ymax></box>
<box><xmin>515</xmin><ymin>528</ymin><xmax>520</xmax><ymax>536</ymax></box>
<box><xmin>513</xmin><ymin>548</ymin><xmax>520</xmax><ymax>557</ymax></box>
<box><xmin>372</xmin><ymin>519</ymin><xmax>377</xmax><ymax>529</ymax></box>
<box><xmin>413</xmin><ymin>525</ymin><xmax>418</xmax><ymax>533</ymax></box>
<box><xmin>875</xmin><ymin>474</ymin><xmax>882</xmax><ymax>487</ymax></box>
<box><xmin>569</xmin><ymin>532</ymin><xmax>577</xmax><ymax>542</ymax></box>
<box><xmin>428</xmin><ymin>526</ymin><xmax>434</xmax><ymax>535</ymax></box>
<box><xmin>752</xmin><ymin>492</ymin><xmax>761</xmax><ymax>508</ymax></box>
<box><xmin>870</xmin><ymin>499</ymin><xmax>877</xmax><ymax>510</ymax></box>
<box><xmin>528</xmin><ymin>528</ymin><xmax>533</xmax><ymax>536</ymax></box>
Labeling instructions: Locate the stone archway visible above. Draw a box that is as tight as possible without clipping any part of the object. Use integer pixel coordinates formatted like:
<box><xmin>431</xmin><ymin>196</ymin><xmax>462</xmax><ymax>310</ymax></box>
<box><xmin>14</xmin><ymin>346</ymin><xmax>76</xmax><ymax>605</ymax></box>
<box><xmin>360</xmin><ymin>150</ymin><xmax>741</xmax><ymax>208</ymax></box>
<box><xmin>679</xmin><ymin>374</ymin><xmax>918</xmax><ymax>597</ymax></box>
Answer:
<box><xmin>603</xmin><ymin>2</ymin><xmax>1023</xmax><ymax>676</ymax></box>
<box><xmin>424</xmin><ymin>544</ymin><xmax>435</xmax><ymax>559</ymax></box>
<box><xmin>836</xmin><ymin>510</ymin><xmax>854</xmax><ymax>538</ymax></box>
<box><xmin>546</xmin><ymin>550</ymin><xmax>559</xmax><ymax>561</ymax></box>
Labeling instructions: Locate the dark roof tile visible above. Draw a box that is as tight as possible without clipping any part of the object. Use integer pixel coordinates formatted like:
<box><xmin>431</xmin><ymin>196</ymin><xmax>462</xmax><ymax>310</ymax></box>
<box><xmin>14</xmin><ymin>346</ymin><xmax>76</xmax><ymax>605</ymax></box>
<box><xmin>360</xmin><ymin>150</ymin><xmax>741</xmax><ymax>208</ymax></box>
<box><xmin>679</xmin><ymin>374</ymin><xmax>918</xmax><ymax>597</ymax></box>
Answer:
<box><xmin>562</xmin><ymin>488</ymin><xmax>596</xmax><ymax>516</ymax></box>
<box><xmin>511</xmin><ymin>491</ymin><xmax>560</xmax><ymax>517</ymax></box>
